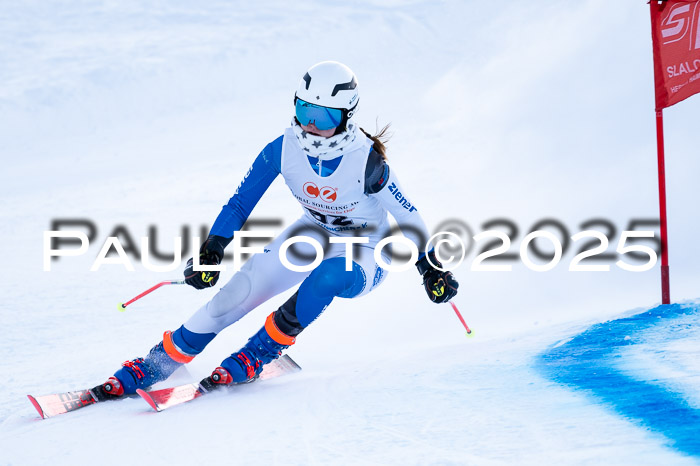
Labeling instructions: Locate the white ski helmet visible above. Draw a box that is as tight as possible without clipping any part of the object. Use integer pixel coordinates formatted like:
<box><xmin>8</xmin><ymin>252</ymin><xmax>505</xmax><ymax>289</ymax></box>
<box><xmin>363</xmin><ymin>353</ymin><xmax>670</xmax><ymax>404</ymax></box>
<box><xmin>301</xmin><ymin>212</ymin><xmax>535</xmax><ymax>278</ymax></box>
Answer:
<box><xmin>295</xmin><ymin>61</ymin><xmax>359</xmax><ymax>120</ymax></box>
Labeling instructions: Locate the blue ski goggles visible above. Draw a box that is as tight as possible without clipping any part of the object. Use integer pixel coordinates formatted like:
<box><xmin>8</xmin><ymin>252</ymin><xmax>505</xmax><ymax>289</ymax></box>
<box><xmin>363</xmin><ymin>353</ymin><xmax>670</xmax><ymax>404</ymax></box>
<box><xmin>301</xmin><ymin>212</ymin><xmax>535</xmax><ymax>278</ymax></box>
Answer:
<box><xmin>295</xmin><ymin>98</ymin><xmax>343</xmax><ymax>130</ymax></box>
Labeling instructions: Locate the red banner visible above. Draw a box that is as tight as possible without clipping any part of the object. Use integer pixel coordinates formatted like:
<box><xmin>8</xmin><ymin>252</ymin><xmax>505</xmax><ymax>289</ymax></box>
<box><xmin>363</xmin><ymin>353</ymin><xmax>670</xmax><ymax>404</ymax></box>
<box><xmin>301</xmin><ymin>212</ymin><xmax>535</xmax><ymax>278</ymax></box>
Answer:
<box><xmin>650</xmin><ymin>0</ymin><xmax>700</xmax><ymax>109</ymax></box>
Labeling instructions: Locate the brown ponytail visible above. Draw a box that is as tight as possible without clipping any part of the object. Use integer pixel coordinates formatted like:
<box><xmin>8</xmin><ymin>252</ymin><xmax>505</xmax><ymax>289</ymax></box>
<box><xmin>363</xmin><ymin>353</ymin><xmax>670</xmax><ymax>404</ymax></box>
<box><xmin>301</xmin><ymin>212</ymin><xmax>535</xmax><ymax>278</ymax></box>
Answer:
<box><xmin>360</xmin><ymin>124</ymin><xmax>391</xmax><ymax>161</ymax></box>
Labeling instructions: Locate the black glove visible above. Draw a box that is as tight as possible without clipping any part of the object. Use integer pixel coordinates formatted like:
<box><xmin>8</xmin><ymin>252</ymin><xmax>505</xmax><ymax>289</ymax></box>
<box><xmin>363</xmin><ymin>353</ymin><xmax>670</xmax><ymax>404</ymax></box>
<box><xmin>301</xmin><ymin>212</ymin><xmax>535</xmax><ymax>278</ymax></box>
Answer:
<box><xmin>184</xmin><ymin>235</ymin><xmax>232</xmax><ymax>290</ymax></box>
<box><xmin>416</xmin><ymin>250</ymin><xmax>459</xmax><ymax>304</ymax></box>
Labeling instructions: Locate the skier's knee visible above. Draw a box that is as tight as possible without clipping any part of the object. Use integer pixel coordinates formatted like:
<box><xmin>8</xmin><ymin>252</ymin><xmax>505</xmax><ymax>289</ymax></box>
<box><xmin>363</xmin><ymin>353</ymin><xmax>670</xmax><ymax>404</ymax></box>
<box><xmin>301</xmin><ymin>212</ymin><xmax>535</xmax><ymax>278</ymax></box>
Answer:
<box><xmin>308</xmin><ymin>257</ymin><xmax>365</xmax><ymax>299</ymax></box>
<box><xmin>207</xmin><ymin>271</ymin><xmax>252</xmax><ymax>318</ymax></box>
<box><xmin>261</xmin><ymin>259</ymin><xmax>367</xmax><ymax>341</ymax></box>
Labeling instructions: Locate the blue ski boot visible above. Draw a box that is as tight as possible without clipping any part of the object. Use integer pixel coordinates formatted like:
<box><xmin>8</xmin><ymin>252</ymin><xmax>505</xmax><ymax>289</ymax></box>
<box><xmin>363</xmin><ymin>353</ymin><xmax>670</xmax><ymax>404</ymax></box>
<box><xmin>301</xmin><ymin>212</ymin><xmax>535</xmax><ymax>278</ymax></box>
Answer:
<box><xmin>98</xmin><ymin>326</ymin><xmax>215</xmax><ymax>395</ymax></box>
<box><xmin>111</xmin><ymin>345</ymin><xmax>181</xmax><ymax>395</ymax></box>
<box><xmin>217</xmin><ymin>313</ymin><xmax>296</xmax><ymax>384</ymax></box>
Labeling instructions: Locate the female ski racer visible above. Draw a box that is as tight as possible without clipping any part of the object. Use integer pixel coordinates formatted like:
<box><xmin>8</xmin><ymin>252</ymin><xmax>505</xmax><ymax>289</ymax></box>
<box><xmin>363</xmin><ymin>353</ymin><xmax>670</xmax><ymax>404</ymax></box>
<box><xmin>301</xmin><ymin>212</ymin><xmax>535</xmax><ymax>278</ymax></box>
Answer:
<box><xmin>93</xmin><ymin>61</ymin><xmax>459</xmax><ymax>398</ymax></box>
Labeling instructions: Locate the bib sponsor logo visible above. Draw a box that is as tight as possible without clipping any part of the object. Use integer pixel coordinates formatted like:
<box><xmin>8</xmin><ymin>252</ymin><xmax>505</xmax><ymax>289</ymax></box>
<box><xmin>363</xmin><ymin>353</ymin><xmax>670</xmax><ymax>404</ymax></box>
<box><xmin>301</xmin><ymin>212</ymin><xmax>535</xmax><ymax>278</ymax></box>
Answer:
<box><xmin>303</xmin><ymin>182</ymin><xmax>338</xmax><ymax>203</ymax></box>
<box><xmin>319</xmin><ymin>186</ymin><xmax>337</xmax><ymax>203</ymax></box>
<box><xmin>303</xmin><ymin>182</ymin><xmax>320</xmax><ymax>198</ymax></box>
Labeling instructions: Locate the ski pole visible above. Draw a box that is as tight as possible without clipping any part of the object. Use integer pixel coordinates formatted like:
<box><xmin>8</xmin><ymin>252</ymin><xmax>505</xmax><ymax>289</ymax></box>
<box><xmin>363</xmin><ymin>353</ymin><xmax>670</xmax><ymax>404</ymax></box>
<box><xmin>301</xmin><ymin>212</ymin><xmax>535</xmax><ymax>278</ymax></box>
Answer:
<box><xmin>449</xmin><ymin>301</ymin><xmax>473</xmax><ymax>336</ymax></box>
<box><xmin>118</xmin><ymin>280</ymin><xmax>186</xmax><ymax>311</ymax></box>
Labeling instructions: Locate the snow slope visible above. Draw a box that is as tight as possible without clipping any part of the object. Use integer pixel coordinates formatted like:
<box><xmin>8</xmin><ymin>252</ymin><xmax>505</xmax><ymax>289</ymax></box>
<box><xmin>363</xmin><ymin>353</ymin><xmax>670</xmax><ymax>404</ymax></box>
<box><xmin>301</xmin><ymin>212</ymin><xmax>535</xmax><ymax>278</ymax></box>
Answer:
<box><xmin>1</xmin><ymin>1</ymin><xmax>699</xmax><ymax>464</ymax></box>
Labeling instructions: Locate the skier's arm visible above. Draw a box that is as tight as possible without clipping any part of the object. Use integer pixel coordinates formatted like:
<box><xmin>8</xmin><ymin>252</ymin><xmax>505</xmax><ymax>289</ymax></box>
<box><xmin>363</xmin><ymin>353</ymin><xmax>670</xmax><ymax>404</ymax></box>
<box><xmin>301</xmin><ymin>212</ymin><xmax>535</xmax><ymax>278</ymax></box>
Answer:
<box><xmin>184</xmin><ymin>136</ymin><xmax>283</xmax><ymax>290</ymax></box>
<box><xmin>364</xmin><ymin>149</ymin><xmax>430</xmax><ymax>253</ymax></box>
<box><xmin>210</xmin><ymin>135</ymin><xmax>283</xmax><ymax>238</ymax></box>
<box><xmin>365</xmin><ymin>150</ymin><xmax>459</xmax><ymax>303</ymax></box>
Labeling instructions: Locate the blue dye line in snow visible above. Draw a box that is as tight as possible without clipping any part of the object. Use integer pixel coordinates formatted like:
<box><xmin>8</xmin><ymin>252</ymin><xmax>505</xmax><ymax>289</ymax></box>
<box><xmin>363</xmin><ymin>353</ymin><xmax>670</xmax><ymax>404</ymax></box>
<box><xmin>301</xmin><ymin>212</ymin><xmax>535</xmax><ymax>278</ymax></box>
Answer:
<box><xmin>538</xmin><ymin>303</ymin><xmax>700</xmax><ymax>458</ymax></box>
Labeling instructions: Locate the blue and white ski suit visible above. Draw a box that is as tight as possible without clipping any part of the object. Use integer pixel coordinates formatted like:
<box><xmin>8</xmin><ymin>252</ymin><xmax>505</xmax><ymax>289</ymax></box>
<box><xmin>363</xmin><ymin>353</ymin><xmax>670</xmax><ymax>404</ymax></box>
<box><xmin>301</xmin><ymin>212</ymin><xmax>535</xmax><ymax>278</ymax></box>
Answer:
<box><xmin>114</xmin><ymin>124</ymin><xmax>432</xmax><ymax>391</ymax></box>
